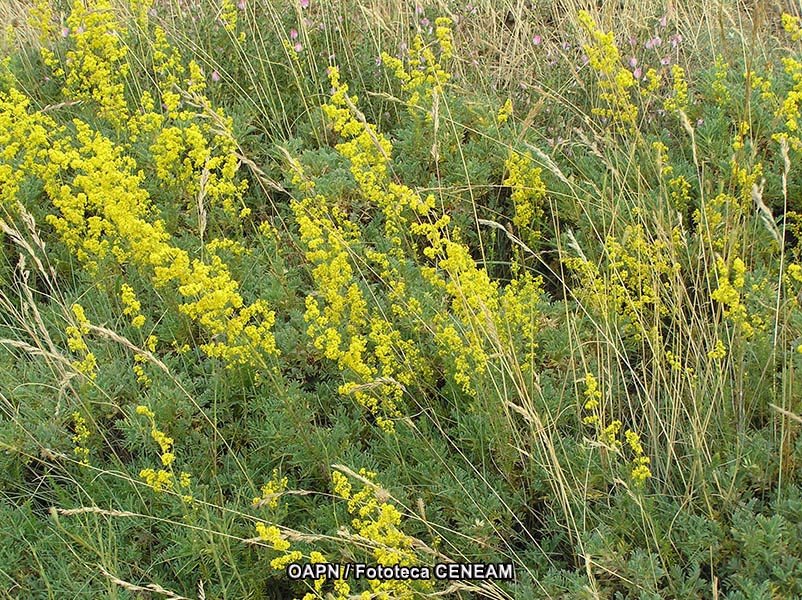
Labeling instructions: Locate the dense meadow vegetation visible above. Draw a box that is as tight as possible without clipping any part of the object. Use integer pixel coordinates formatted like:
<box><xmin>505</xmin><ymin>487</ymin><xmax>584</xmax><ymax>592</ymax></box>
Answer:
<box><xmin>1</xmin><ymin>0</ymin><xmax>802</xmax><ymax>597</ymax></box>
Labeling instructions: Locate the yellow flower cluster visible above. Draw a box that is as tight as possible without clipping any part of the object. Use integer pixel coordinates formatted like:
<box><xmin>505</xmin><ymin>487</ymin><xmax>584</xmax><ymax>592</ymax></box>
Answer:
<box><xmin>133</xmin><ymin>353</ymin><xmax>152</xmax><ymax>387</ymax></box>
<box><xmin>607</xmin><ymin>226</ymin><xmax>679</xmax><ymax>340</ymax></box>
<box><xmin>625</xmin><ymin>430</ymin><xmax>652</xmax><ymax>486</ymax></box>
<box><xmin>330</xmin><ymin>468</ymin><xmax>424</xmax><ymax>599</ymax></box>
<box><xmin>693</xmin><ymin>192</ymin><xmax>741</xmax><ymax>252</ymax></box>
<box><xmin>582</xmin><ymin>372</ymin><xmax>602</xmax><ymax>425</ymax></box>
<box><xmin>504</xmin><ymin>150</ymin><xmax>546</xmax><ymax>244</ymax></box>
<box><xmin>129</xmin><ymin>0</ymin><xmax>154</xmax><ymax>28</ymax></box>
<box><xmin>775</xmin><ymin>15</ymin><xmax>802</xmax><ymax>151</ymax></box>
<box><xmin>712</xmin><ymin>55</ymin><xmax>731</xmax><ymax>104</ymax></box>
<box><xmin>136</xmin><ymin>405</ymin><xmax>192</xmax><ymax>501</ymax></box>
<box><xmin>0</xmin><ymin>74</ymin><xmax>277</xmax><ymax>369</ymax></box>
<box><xmin>120</xmin><ymin>284</ymin><xmax>146</xmax><ymax>329</ymax></box>
<box><xmin>36</xmin><ymin>0</ymin><xmax>130</xmax><ymax>128</ymax></box>
<box><xmin>577</xmin><ymin>11</ymin><xmax>638</xmax><ymax>132</ymax></box>
<box><xmin>566</xmin><ymin>225</ymin><xmax>677</xmax><ymax>342</ymax></box>
<box><xmin>290</xmin><ymin>68</ymin><xmax>439</xmax><ymax>432</ymax></box>
<box><xmin>253</xmin><ymin>469</ymin><xmax>288</xmax><ymax>509</ymax></box>
<box><xmin>65</xmin><ymin>303</ymin><xmax>98</xmax><ymax>380</ymax></box>
<box><xmin>380</xmin><ymin>17</ymin><xmax>453</xmax><ymax>112</ymax></box>
<box><xmin>300</xmin><ymin>20</ymin><xmax>540</xmax><ymax>410</ymax></box>
<box><xmin>663</xmin><ymin>65</ymin><xmax>689</xmax><ymax>113</ymax></box>
<box><xmin>497</xmin><ymin>98</ymin><xmax>513</xmax><ymax>124</ymax></box>
<box><xmin>707</xmin><ymin>338</ymin><xmax>727</xmax><ymax>360</ymax></box>
<box><xmin>652</xmin><ymin>140</ymin><xmax>673</xmax><ymax>177</ymax></box>
<box><xmin>0</xmin><ymin>88</ymin><xmax>57</xmax><ymax>213</ymax></box>
<box><xmin>581</xmin><ymin>374</ymin><xmax>652</xmax><ymax>486</ymax></box>
<box><xmin>220</xmin><ymin>0</ymin><xmax>241</xmax><ymax>35</ymax></box>
<box><xmin>322</xmin><ymin>66</ymin><xmax>405</xmax><ymax>254</ymax></box>
<box><xmin>731</xmin><ymin>159</ymin><xmax>762</xmax><ymax>217</ymax></box>
<box><xmin>71</xmin><ymin>411</ymin><xmax>91</xmax><ymax>466</ymax></box>
<box><xmin>290</xmin><ymin>161</ymin><xmax>413</xmax><ymax>431</ymax></box>
<box><xmin>667</xmin><ymin>173</ymin><xmax>692</xmax><ymax>212</ymax></box>
<box><xmin>141</xmin><ymin>27</ymin><xmax>250</xmax><ymax>218</ymax></box>
<box><xmin>711</xmin><ymin>256</ymin><xmax>757</xmax><ymax>338</ymax></box>
<box><xmin>255</xmin><ymin>523</ymin><xmax>302</xmax><ymax>571</ymax></box>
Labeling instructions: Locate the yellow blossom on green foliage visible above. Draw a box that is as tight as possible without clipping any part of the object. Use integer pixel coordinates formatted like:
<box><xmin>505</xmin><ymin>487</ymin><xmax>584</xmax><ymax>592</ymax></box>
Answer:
<box><xmin>497</xmin><ymin>98</ymin><xmax>513</xmax><ymax>123</ymax></box>
<box><xmin>120</xmin><ymin>283</ymin><xmax>145</xmax><ymax>328</ymax></box>
<box><xmin>663</xmin><ymin>65</ymin><xmax>688</xmax><ymax>112</ymax></box>
<box><xmin>36</xmin><ymin>0</ymin><xmax>131</xmax><ymax>127</ymax></box>
<box><xmin>290</xmin><ymin>74</ymin><xmax>435</xmax><ymax>431</ymax></box>
<box><xmin>332</xmin><ymin>471</ymin><xmax>352</xmax><ymax>499</ymax></box>
<box><xmin>14</xmin><ymin>110</ymin><xmax>277</xmax><ymax>368</ymax></box>
<box><xmin>504</xmin><ymin>150</ymin><xmax>546</xmax><ymax>243</ymax></box>
<box><xmin>582</xmin><ymin>372</ymin><xmax>602</xmax><ymax>425</ymax></box>
<box><xmin>644</xmin><ymin>67</ymin><xmax>661</xmax><ymax>94</ymax></box>
<box><xmin>253</xmin><ymin>470</ymin><xmax>288</xmax><ymax>509</ymax></box>
<box><xmin>139</xmin><ymin>468</ymin><xmax>173</xmax><ymax>492</ymax></box>
<box><xmin>578</xmin><ymin>10</ymin><xmax>638</xmax><ymax>132</ymax></box>
<box><xmin>708</xmin><ymin>339</ymin><xmax>727</xmax><ymax>360</ymax></box>
<box><xmin>711</xmin><ymin>256</ymin><xmax>754</xmax><ymax>338</ymax></box>
<box><xmin>327</xmin><ymin>468</ymin><xmax>426</xmax><ymax>598</ymax></box>
<box><xmin>136</xmin><ymin>405</ymin><xmax>191</xmax><ymax>500</ymax></box>
<box><xmin>64</xmin><ymin>304</ymin><xmax>97</xmax><ymax>379</ymax></box>
<box><xmin>601</xmin><ymin>420</ymin><xmax>622</xmax><ymax>449</ymax></box>
<box><xmin>220</xmin><ymin>0</ymin><xmax>239</xmax><ymax>33</ymax></box>
<box><xmin>783</xmin><ymin>13</ymin><xmax>802</xmax><ymax>42</ymax></box>
<box><xmin>380</xmin><ymin>20</ymin><xmax>452</xmax><ymax>112</ymax></box>
<box><xmin>72</xmin><ymin>412</ymin><xmax>91</xmax><ymax>466</ymax></box>
<box><xmin>712</xmin><ymin>55</ymin><xmax>730</xmax><ymax>104</ymax></box>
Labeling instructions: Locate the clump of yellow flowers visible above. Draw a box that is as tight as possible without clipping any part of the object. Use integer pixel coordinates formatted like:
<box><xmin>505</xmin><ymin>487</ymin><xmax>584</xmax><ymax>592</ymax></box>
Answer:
<box><xmin>504</xmin><ymin>150</ymin><xmax>546</xmax><ymax>246</ymax></box>
<box><xmin>71</xmin><ymin>412</ymin><xmax>91</xmax><ymax>466</ymax></box>
<box><xmin>582</xmin><ymin>373</ymin><xmax>652</xmax><ymax>487</ymax></box>
<box><xmin>34</xmin><ymin>0</ymin><xmax>130</xmax><ymax>128</ymax></box>
<box><xmin>254</xmin><ymin>469</ymin><xmax>427</xmax><ymax>600</ymax></box>
<box><xmin>65</xmin><ymin>303</ymin><xmax>98</xmax><ymax>380</ymax></box>
<box><xmin>329</xmin><ymin>468</ymin><xmax>426</xmax><ymax>599</ymax></box>
<box><xmin>565</xmin><ymin>225</ymin><xmax>678</xmax><ymax>343</ymax></box>
<box><xmin>380</xmin><ymin>17</ymin><xmax>453</xmax><ymax>112</ymax></box>
<box><xmin>14</xmin><ymin>0</ymin><xmax>279</xmax><ymax>371</ymax></box>
<box><xmin>289</xmin><ymin>65</ymin><xmax>436</xmax><ymax>432</ymax></box>
<box><xmin>577</xmin><ymin>11</ymin><xmax>639</xmax><ymax>133</ymax></box>
<box><xmin>136</xmin><ymin>405</ymin><xmax>192</xmax><ymax>502</ymax></box>
<box><xmin>299</xmin><ymin>17</ymin><xmax>542</xmax><ymax>410</ymax></box>
<box><xmin>774</xmin><ymin>14</ymin><xmax>802</xmax><ymax>151</ymax></box>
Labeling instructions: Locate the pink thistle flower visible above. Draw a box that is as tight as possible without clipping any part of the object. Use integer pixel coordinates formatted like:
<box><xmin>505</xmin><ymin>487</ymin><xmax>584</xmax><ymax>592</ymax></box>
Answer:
<box><xmin>61</xmin><ymin>27</ymin><xmax>69</xmax><ymax>37</ymax></box>
<box><xmin>661</xmin><ymin>56</ymin><xmax>671</xmax><ymax>65</ymax></box>
<box><xmin>629</xmin><ymin>56</ymin><xmax>637</xmax><ymax>67</ymax></box>
<box><xmin>633</xmin><ymin>67</ymin><xmax>642</xmax><ymax>79</ymax></box>
<box><xmin>294</xmin><ymin>42</ymin><xmax>303</xmax><ymax>52</ymax></box>
<box><xmin>290</xmin><ymin>28</ymin><xmax>298</xmax><ymax>40</ymax></box>
<box><xmin>300</xmin><ymin>0</ymin><xmax>309</xmax><ymax>7</ymax></box>
<box><xmin>659</xmin><ymin>14</ymin><xmax>667</xmax><ymax>27</ymax></box>
<box><xmin>533</xmin><ymin>34</ymin><xmax>542</xmax><ymax>45</ymax></box>
<box><xmin>237</xmin><ymin>0</ymin><xmax>245</xmax><ymax>9</ymax></box>
<box><xmin>211</xmin><ymin>70</ymin><xmax>221</xmax><ymax>82</ymax></box>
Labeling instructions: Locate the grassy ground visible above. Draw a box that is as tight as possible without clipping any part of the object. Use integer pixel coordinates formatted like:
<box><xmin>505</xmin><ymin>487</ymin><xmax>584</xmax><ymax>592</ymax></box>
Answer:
<box><xmin>1</xmin><ymin>0</ymin><xmax>802</xmax><ymax>598</ymax></box>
